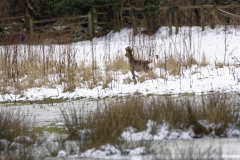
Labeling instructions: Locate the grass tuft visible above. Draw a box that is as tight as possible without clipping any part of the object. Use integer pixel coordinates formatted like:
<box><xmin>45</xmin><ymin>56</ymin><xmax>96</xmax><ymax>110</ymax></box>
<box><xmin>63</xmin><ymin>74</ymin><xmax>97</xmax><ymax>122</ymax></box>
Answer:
<box><xmin>60</xmin><ymin>93</ymin><xmax>239</xmax><ymax>151</ymax></box>
<box><xmin>0</xmin><ymin>108</ymin><xmax>36</xmax><ymax>159</ymax></box>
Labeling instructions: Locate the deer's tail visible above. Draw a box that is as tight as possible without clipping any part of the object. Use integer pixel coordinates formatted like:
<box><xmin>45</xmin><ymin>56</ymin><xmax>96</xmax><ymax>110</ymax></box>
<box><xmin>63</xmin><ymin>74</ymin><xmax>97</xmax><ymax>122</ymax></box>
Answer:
<box><xmin>148</xmin><ymin>62</ymin><xmax>154</xmax><ymax>69</ymax></box>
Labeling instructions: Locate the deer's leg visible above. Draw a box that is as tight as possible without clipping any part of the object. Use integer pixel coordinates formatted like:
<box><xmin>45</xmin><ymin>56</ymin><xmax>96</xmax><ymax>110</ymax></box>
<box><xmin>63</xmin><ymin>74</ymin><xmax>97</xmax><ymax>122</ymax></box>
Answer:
<box><xmin>131</xmin><ymin>68</ymin><xmax>137</xmax><ymax>84</ymax></box>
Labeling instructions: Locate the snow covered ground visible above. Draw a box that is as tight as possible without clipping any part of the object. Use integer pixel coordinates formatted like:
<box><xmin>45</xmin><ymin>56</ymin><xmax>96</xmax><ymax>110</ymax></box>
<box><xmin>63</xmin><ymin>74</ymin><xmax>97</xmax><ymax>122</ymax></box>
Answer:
<box><xmin>1</xmin><ymin>25</ymin><xmax>240</xmax><ymax>102</ymax></box>
<box><xmin>1</xmin><ymin>25</ymin><xmax>240</xmax><ymax>159</ymax></box>
<box><xmin>50</xmin><ymin>138</ymin><xmax>240</xmax><ymax>160</ymax></box>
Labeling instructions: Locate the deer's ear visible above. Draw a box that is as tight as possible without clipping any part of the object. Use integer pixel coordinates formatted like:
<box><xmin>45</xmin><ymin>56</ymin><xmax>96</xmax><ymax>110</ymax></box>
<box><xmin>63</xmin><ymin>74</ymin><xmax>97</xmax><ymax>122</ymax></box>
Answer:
<box><xmin>126</xmin><ymin>46</ymin><xmax>132</xmax><ymax>52</ymax></box>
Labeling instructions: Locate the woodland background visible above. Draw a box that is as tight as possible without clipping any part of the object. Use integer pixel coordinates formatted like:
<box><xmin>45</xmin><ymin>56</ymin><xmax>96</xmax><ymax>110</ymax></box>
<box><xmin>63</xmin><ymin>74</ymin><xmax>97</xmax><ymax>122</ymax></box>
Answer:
<box><xmin>1</xmin><ymin>0</ymin><xmax>240</xmax><ymax>19</ymax></box>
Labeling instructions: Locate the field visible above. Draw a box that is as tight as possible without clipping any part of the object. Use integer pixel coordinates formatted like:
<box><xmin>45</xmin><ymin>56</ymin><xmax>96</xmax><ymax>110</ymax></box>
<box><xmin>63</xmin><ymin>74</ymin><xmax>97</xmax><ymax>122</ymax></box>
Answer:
<box><xmin>0</xmin><ymin>25</ymin><xmax>240</xmax><ymax>159</ymax></box>
<box><xmin>0</xmin><ymin>26</ymin><xmax>240</xmax><ymax>102</ymax></box>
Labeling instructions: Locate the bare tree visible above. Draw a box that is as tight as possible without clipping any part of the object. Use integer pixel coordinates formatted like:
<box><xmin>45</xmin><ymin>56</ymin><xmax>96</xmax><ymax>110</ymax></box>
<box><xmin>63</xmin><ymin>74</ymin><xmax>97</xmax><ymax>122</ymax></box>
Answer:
<box><xmin>0</xmin><ymin>0</ymin><xmax>11</xmax><ymax>17</ymax></box>
<box><xmin>24</xmin><ymin>0</ymin><xmax>43</xmax><ymax>18</ymax></box>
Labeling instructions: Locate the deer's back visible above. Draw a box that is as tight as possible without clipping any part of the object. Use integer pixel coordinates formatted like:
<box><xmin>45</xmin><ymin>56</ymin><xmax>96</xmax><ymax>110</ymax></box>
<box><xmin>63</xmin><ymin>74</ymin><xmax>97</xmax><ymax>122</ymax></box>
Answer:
<box><xmin>131</xmin><ymin>60</ymin><xmax>151</xmax><ymax>72</ymax></box>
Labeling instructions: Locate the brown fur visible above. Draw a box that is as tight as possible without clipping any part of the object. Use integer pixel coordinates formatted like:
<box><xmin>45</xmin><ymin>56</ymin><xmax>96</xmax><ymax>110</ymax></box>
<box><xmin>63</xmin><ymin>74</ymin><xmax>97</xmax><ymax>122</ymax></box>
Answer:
<box><xmin>125</xmin><ymin>46</ymin><xmax>153</xmax><ymax>84</ymax></box>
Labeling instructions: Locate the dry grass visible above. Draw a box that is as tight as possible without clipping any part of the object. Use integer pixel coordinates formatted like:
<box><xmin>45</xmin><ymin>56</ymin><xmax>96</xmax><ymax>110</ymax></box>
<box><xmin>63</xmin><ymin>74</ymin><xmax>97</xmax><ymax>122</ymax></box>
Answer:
<box><xmin>200</xmin><ymin>53</ymin><xmax>208</xmax><ymax>67</ymax></box>
<box><xmin>0</xmin><ymin>44</ymin><xmax>91</xmax><ymax>94</ymax></box>
<box><xmin>102</xmin><ymin>72</ymin><xmax>114</xmax><ymax>89</ymax></box>
<box><xmin>0</xmin><ymin>42</ymin><xmax>165</xmax><ymax>94</ymax></box>
<box><xmin>0</xmin><ymin>108</ymin><xmax>36</xmax><ymax>159</ymax></box>
<box><xmin>138</xmin><ymin>70</ymin><xmax>158</xmax><ymax>83</ymax></box>
<box><xmin>155</xmin><ymin>54</ymin><xmax>199</xmax><ymax>76</ymax></box>
<box><xmin>215</xmin><ymin>61</ymin><xmax>224</xmax><ymax>68</ymax></box>
<box><xmin>0</xmin><ymin>26</ymin><xmax>232</xmax><ymax>98</ymax></box>
<box><xmin>60</xmin><ymin>93</ymin><xmax>239</xmax><ymax>151</ymax></box>
<box><xmin>122</xmin><ymin>76</ymin><xmax>132</xmax><ymax>84</ymax></box>
<box><xmin>105</xmin><ymin>55</ymin><xmax>129</xmax><ymax>74</ymax></box>
<box><xmin>147</xmin><ymin>70</ymin><xmax>158</xmax><ymax>79</ymax></box>
<box><xmin>0</xmin><ymin>24</ymin><xmax>214</xmax><ymax>95</ymax></box>
<box><xmin>138</xmin><ymin>73</ymin><xmax>147</xmax><ymax>83</ymax></box>
<box><xmin>61</xmin><ymin>97</ymin><xmax>149</xmax><ymax>150</ymax></box>
<box><xmin>0</xmin><ymin>108</ymin><xmax>35</xmax><ymax>140</ymax></box>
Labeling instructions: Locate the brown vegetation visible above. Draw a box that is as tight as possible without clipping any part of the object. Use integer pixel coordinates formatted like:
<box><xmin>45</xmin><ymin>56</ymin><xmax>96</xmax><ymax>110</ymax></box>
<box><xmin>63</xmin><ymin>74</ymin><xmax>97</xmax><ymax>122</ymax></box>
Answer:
<box><xmin>60</xmin><ymin>94</ymin><xmax>239</xmax><ymax>151</ymax></box>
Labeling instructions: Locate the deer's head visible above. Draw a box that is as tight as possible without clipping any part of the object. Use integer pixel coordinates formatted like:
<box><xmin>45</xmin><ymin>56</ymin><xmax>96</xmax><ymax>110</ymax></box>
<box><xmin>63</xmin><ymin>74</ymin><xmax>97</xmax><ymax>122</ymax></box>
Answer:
<box><xmin>125</xmin><ymin>46</ymin><xmax>133</xmax><ymax>58</ymax></box>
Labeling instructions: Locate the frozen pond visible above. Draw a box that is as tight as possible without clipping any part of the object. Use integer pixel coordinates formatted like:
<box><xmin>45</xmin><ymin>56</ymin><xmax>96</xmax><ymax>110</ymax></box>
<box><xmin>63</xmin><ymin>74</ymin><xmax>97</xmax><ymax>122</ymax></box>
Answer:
<box><xmin>1</xmin><ymin>93</ymin><xmax>240</xmax><ymax>160</ymax></box>
<box><xmin>42</xmin><ymin>138</ymin><xmax>240</xmax><ymax>160</ymax></box>
<box><xmin>0</xmin><ymin>99</ymin><xmax>103</xmax><ymax>126</ymax></box>
<box><xmin>0</xmin><ymin>92</ymin><xmax>239</xmax><ymax>127</ymax></box>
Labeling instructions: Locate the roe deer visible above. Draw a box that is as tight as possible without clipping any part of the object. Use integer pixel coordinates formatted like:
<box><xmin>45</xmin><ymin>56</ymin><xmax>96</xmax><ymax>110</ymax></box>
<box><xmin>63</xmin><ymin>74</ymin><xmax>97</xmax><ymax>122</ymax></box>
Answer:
<box><xmin>125</xmin><ymin>46</ymin><xmax>154</xmax><ymax>84</ymax></box>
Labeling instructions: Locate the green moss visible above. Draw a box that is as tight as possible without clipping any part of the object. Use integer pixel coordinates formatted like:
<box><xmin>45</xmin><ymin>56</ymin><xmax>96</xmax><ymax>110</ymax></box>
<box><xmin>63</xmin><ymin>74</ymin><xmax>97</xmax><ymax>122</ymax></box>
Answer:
<box><xmin>0</xmin><ymin>97</ymin><xmax>70</xmax><ymax>105</ymax></box>
<box><xmin>160</xmin><ymin>93</ymin><xmax>174</xmax><ymax>97</ymax></box>
<box><xmin>33</xmin><ymin>97</ymin><xmax>68</xmax><ymax>104</ymax></box>
<box><xmin>146</xmin><ymin>93</ymin><xmax>154</xmax><ymax>97</ymax></box>
<box><xmin>102</xmin><ymin>96</ymin><xmax>110</xmax><ymax>100</ymax></box>
<box><xmin>34</xmin><ymin>123</ymin><xmax>67</xmax><ymax>134</ymax></box>
<box><xmin>179</xmin><ymin>92</ymin><xmax>195</xmax><ymax>96</ymax></box>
